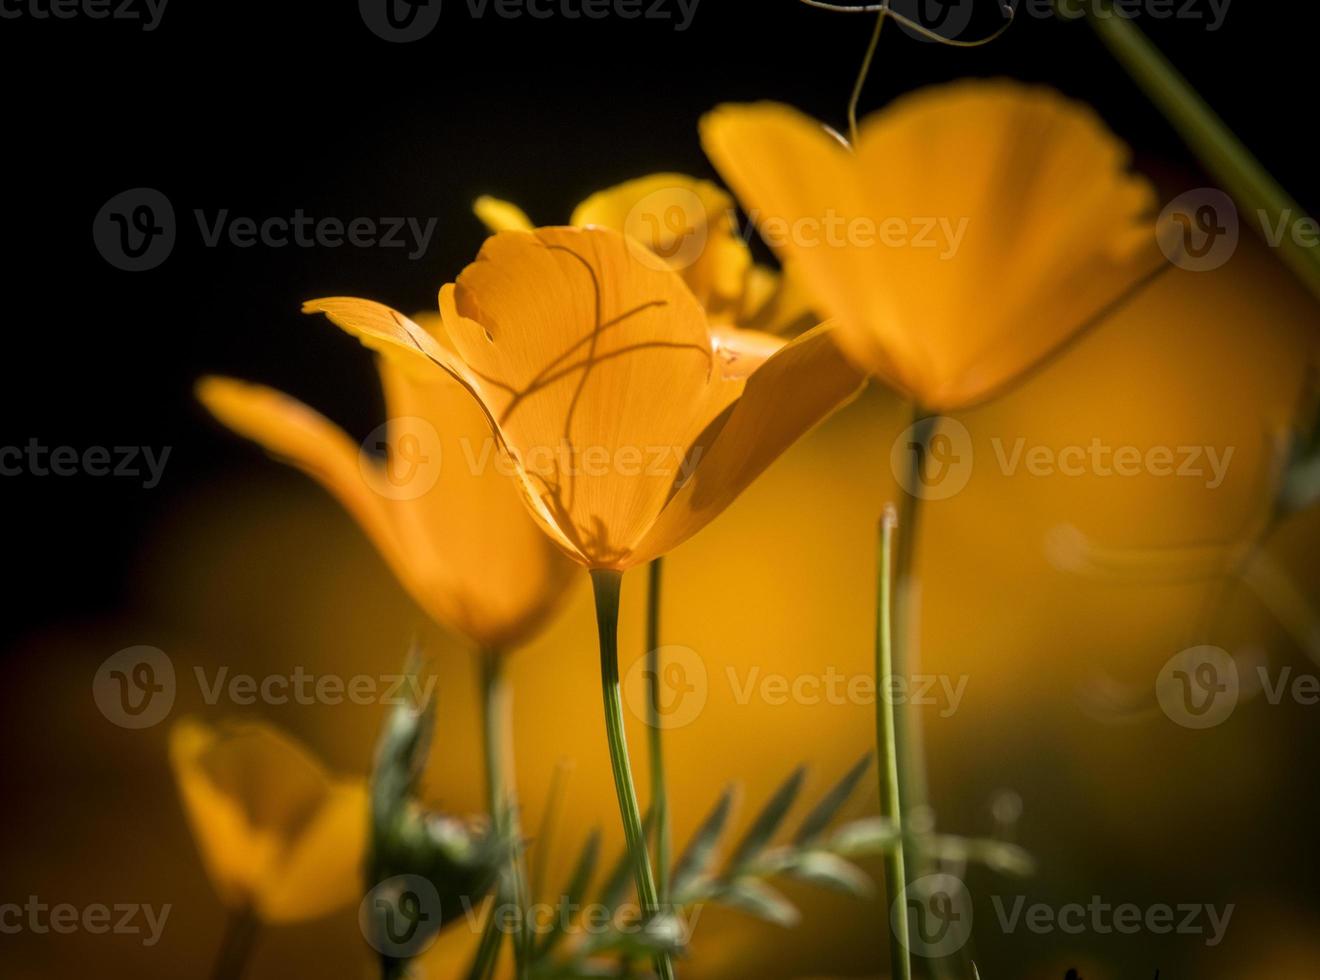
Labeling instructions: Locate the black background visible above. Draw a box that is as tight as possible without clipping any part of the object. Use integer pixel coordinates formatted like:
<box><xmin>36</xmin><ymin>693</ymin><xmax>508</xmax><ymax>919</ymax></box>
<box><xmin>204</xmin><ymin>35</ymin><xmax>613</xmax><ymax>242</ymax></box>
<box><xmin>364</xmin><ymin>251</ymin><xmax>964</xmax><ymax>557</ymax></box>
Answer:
<box><xmin>0</xmin><ymin>1</ymin><xmax>1312</xmax><ymax>645</ymax></box>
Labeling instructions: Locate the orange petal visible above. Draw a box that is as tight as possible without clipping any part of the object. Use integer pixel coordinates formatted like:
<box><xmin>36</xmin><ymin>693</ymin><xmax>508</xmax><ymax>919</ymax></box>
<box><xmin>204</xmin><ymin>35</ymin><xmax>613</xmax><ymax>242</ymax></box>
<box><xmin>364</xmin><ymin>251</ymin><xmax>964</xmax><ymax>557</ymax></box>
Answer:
<box><xmin>169</xmin><ymin>718</ymin><xmax>356</xmax><ymax>922</ymax></box>
<box><xmin>633</xmin><ymin>322</ymin><xmax>867</xmax><ymax>564</ymax></box>
<box><xmin>702</xmin><ymin>83</ymin><xmax>1164</xmax><ymax>409</ymax></box>
<box><xmin>570</xmin><ymin>173</ymin><xmax>752</xmax><ymax>322</ymax></box>
<box><xmin>197</xmin><ymin>376</ymin><xmax>413</xmax><ymax>593</ymax></box>
<box><xmin>474</xmin><ymin>196</ymin><xmax>534</xmax><ymax>234</ymax></box>
<box><xmin>439</xmin><ymin>227</ymin><xmax>735</xmax><ymax>568</ymax></box>
<box><xmin>375</xmin><ymin>339</ymin><xmax>578</xmax><ymax>648</ymax></box>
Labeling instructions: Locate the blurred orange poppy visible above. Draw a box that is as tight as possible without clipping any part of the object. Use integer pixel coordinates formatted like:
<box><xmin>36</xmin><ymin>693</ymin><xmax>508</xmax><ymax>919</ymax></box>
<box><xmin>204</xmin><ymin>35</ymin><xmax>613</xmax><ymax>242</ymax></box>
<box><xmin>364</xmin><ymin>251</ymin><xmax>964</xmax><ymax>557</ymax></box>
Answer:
<box><xmin>475</xmin><ymin>173</ymin><xmax>817</xmax><ymax>335</ymax></box>
<box><xmin>198</xmin><ymin>317</ymin><xmax>577</xmax><ymax>653</ymax></box>
<box><xmin>169</xmin><ymin>717</ymin><xmax>367</xmax><ymax>924</ymax></box>
<box><xmin>701</xmin><ymin>80</ymin><xmax>1164</xmax><ymax>410</ymax></box>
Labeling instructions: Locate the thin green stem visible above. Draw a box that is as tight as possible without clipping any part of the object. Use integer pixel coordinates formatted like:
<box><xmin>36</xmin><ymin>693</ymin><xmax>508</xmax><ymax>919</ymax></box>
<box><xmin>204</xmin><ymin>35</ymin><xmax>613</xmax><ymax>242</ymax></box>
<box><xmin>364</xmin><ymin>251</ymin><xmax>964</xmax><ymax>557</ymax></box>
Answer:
<box><xmin>529</xmin><ymin>759</ymin><xmax>572</xmax><ymax>906</ymax></box>
<box><xmin>467</xmin><ymin>909</ymin><xmax>504</xmax><ymax>980</ymax></box>
<box><xmin>876</xmin><ymin>509</ymin><xmax>911</xmax><ymax>980</ymax></box>
<box><xmin>645</xmin><ymin>558</ymin><xmax>672</xmax><ymax>908</ymax></box>
<box><xmin>896</xmin><ymin>413</ymin><xmax>961</xmax><ymax>980</ymax></box>
<box><xmin>210</xmin><ymin>905</ymin><xmax>258</xmax><ymax>980</ymax></box>
<box><xmin>893</xmin><ymin>413</ymin><xmax>933</xmax><ymax>854</ymax></box>
<box><xmin>1086</xmin><ymin>1</ymin><xmax>1320</xmax><ymax>304</ymax></box>
<box><xmin>478</xmin><ymin>651</ymin><xmax>531</xmax><ymax>980</ymax></box>
<box><xmin>591</xmin><ymin>568</ymin><xmax>675</xmax><ymax>980</ymax></box>
<box><xmin>848</xmin><ymin>3</ymin><xmax>888</xmax><ymax>146</ymax></box>
<box><xmin>481</xmin><ymin>653</ymin><xmax>507</xmax><ymax>818</ymax></box>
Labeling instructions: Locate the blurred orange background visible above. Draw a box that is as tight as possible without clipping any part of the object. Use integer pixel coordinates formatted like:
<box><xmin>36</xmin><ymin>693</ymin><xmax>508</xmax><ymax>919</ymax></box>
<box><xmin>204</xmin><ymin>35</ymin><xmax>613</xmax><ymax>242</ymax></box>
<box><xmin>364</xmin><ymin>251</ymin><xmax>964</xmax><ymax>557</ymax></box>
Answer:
<box><xmin>4</xmin><ymin>231</ymin><xmax>1316</xmax><ymax>976</ymax></box>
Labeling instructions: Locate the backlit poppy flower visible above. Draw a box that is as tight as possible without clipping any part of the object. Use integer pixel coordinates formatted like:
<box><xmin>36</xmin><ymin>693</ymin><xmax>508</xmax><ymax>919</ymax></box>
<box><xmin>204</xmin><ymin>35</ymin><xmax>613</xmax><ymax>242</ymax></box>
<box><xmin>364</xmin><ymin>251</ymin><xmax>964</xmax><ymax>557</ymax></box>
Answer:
<box><xmin>302</xmin><ymin>225</ymin><xmax>868</xmax><ymax>571</ymax></box>
<box><xmin>169</xmin><ymin>717</ymin><xmax>367</xmax><ymax>923</ymax></box>
<box><xmin>198</xmin><ymin>316</ymin><xmax>577</xmax><ymax>653</ymax></box>
<box><xmin>475</xmin><ymin>173</ymin><xmax>817</xmax><ymax>336</ymax></box>
<box><xmin>701</xmin><ymin>80</ymin><xmax>1165</xmax><ymax>410</ymax></box>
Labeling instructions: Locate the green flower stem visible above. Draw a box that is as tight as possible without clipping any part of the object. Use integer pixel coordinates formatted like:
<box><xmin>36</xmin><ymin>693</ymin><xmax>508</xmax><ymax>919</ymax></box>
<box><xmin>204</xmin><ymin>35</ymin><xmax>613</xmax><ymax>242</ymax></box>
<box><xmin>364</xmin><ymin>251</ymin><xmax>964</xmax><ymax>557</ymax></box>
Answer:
<box><xmin>1086</xmin><ymin>0</ymin><xmax>1320</xmax><ymax>303</ymax></box>
<box><xmin>876</xmin><ymin>510</ymin><xmax>912</xmax><ymax>980</ymax></box>
<box><xmin>479</xmin><ymin>650</ymin><xmax>531</xmax><ymax>980</ymax></box>
<box><xmin>645</xmin><ymin>558</ymin><xmax>672</xmax><ymax>907</ymax></box>
<box><xmin>893</xmin><ymin>413</ymin><xmax>935</xmax><ymax>864</ymax></box>
<box><xmin>895</xmin><ymin>413</ymin><xmax>962</xmax><ymax>980</ymax></box>
<box><xmin>210</xmin><ymin>905</ymin><xmax>258</xmax><ymax>980</ymax></box>
<box><xmin>592</xmin><ymin>568</ymin><xmax>676</xmax><ymax>980</ymax></box>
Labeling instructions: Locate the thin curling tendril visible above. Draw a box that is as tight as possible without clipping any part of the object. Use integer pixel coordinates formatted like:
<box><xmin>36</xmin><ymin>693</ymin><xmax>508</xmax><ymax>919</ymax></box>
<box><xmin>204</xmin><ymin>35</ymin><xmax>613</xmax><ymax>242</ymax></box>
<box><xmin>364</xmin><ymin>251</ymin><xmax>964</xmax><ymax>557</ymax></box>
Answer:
<box><xmin>798</xmin><ymin>0</ymin><xmax>1017</xmax><ymax>144</ymax></box>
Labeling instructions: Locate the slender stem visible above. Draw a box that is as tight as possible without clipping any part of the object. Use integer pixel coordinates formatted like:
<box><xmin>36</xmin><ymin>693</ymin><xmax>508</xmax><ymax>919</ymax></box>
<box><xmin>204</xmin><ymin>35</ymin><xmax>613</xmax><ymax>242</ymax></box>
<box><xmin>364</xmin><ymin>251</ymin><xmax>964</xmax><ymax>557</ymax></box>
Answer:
<box><xmin>591</xmin><ymin>568</ymin><xmax>675</xmax><ymax>980</ymax></box>
<box><xmin>893</xmin><ymin>413</ymin><xmax>933</xmax><ymax>854</ymax></box>
<box><xmin>1086</xmin><ymin>1</ymin><xmax>1320</xmax><ymax>304</ymax></box>
<box><xmin>876</xmin><ymin>509</ymin><xmax>911</xmax><ymax>980</ymax></box>
<box><xmin>467</xmin><ymin>907</ymin><xmax>504</xmax><ymax>980</ymax></box>
<box><xmin>848</xmin><ymin>4</ymin><xmax>888</xmax><ymax>146</ymax></box>
<box><xmin>480</xmin><ymin>652</ymin><xmax>507</xmax><ymax>818</ymax></box>
<box><xmin>478</xmin><ymin>651</ymin><xmax>531</xmax><ymax>980</ymax></box>
<box><xmin>529</xmin><ymin>759</ymin><xmax>572</xmax><ymax>906</ymax></box>
<box><xmin>896</xmin><ymin>413</ymin><xmax>962</xmax><ymax>980</ymax></box>
<box><xmin>210</xmin><ymin>905</ymin><xmax>258</xmax><ymax>980</ymax></box>
<box><xmin>645</xmin><ymin>558</ymin><xmax>672</xmax><ymax>907</ymax></box>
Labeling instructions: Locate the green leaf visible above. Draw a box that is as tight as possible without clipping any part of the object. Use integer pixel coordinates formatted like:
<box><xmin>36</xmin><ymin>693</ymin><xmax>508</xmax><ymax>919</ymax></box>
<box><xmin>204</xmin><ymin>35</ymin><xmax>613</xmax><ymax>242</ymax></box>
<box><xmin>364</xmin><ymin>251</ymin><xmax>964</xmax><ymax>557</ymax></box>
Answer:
<box><xmin>537</xmin><ymin>829</ymin><xmax>601</xmax><ymax>956</ymax></box>
<box><xmin>670</xmin><ymin>787</ymin><xmax>734</xmax><ymax>900</ymax></box>
<box><xmin>794</xmin><ymin>754</ymin><xmax>871</xmax><ymax>845</ymax></box>
<box><xmin>726</xmin><ymin>767</ymin><xmax>805</xmax><ymax>871</ymax></box>
<box><xmin>713</xmin><ymin>878</ymin><xmax>800</xmax><ymax>928</ymax></box>
<box><xmin>931</xmin><ymin>836</ymin><xmax>1035</xmax><ymax>878</ymax></box>
<box><xmin>783</xmin><ymin>850</ymin><xmax>874</xmax><ymax>898</ymax></box>
<box><xmin>571</xmin><ymin>911</ymin><xmax>687</xmax><ymax>963</ymax></box>
<box><xmin>826</xmin><ymin>816</ymin><xmax>899</xmax><ymax>858</ymax></box>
